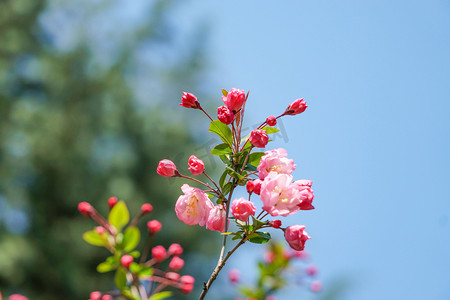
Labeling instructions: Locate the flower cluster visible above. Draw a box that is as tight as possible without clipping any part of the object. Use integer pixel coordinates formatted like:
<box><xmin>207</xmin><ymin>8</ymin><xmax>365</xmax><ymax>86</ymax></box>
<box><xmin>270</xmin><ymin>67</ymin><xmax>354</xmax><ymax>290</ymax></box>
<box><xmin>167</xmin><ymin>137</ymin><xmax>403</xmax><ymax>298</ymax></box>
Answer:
<box><xmin>77</xmin><ymin>197</ymin><xmax>194</xmax><ymax>299</ymax></box>
<box><xmin>0</xmin><ymin>293</ymin><xmax>28</xmax><ymax>300</ymax></box>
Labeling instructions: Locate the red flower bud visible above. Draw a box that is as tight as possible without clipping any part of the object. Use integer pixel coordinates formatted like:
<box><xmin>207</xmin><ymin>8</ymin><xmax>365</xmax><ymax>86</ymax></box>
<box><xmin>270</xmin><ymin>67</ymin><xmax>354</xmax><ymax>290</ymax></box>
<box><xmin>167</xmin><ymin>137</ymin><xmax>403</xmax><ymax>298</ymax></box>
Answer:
<box><xmin>285</xmin><ymin>98</ymin><xmax>307</xmax><ymax>115</ymax></box>
<box><xmin>253</xmin><ymin>179</ymin><xmax>262</xmax><ymax>195</ymax></box>
<box><xmin>95</xmin><ymin>226</ymin><xmax>105</xmax><ymax>235</ymax></box>
<box><xmin>121</xmin><ymin>254</ymin><xmax>133</xmax><ymax>268</ymax></box>
<box><xmin>246</xmin><ymin>181</ymin><xmax>254</xmax><ymax>193</ymax></box>
<box><xmin>101</xmin><ymin>295</ymin><xmax>113</xmax><ymax>300</ymax></box>
<box><xmin>169</xmin><ymin>256</ymin><xmax>185</xmax><ymax>271</ymax></box>
<box><xmin>107</xmin><ymin>197</ymin><xmax>118</xmax><ymax>209</ymax></box>
<box><xmin>223</xmin><ymin>88</ymin><xmax>246</xmax><ymax>112</ymax></box>
<box><xmin>249</xmin><ymin>129</ymin><xmax>269</xmax><ymax>148</ymax></box>
<box><xmin>266</xmin><ymin>115</ymin><xmax>277</xmax><ymax>126</ymax></box>
<box><xmin>141</xmin><ymin>203</ymin><xmax>153</xmax><ymax>214</ymax></box>
<box><xmin>78</xmin><ymin>202</ymin><xmax>94</xmax><ymax>217</ymax></box>
<box><xmin>152</xmin><ymin>245</ymin><xmax>167</xmax><ymax>262</ymax></box>
<box><xmin>188</xmin><ymin>155</ymin><xmax>205</xmax><ymax>175</ymax></box>
<box><xmin>168</xmin><ymin>243</ymin><xmax>183</xmax><ymax>256</ymax></box>
<box><xmin>179</xmin><ymin>275</ymin><xmax>195</xmax><ymax>294</ymax></box>
<box><xmin>180</xmin><ymin>92</ymin><xmax>200</xmax><ymax>109</ymax></box>
<box><xmin>166</xmin><ymin>272</ymin><xmax>180</xmax><ymax>281</ymax></box>
<box><xmin>270</xmin><ymin>220</ymin><xmax>282</xmax><ymax>228</ymax></box>
<box><xmin>89</xmin><ymin>292</ymin><xmax>101</xmax><ymax>300</ymax></box>
<box><xmin>157</xmin><ymin>159</ymin><xmax>177</xmax><ymax>177</ymax></box>
<box><xmin>217</xmin><ymin>105</ymin><xmax>234</xmax><ymax>125</ymax></box>
<box><xmin>147</xmin><ymin>220</ymin><xmax>162</xmax><ymax>234</ymax></box>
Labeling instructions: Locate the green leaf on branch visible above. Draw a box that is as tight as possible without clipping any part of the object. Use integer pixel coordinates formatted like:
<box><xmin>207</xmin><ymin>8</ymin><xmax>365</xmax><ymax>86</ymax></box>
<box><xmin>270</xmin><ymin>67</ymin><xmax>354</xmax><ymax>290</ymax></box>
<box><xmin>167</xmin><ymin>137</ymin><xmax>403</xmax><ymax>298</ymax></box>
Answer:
<box><xmin>222</xmin><ymin>182</ymin><xmax>232</xmax><ymax>196</ymax></box>
<box><xmin>150</xmin><ymin>291</ymin><xmax>173</xmax><ymax>300</ymax></box>
<box><xmin>209</xmin><ymin>120</ymin><xmax>233</xmax><ymax>147</ymax></box>
<box><xmin>139</xmin><ymin>266</ymin><xmax>153</xmax><ymax>276</ymax></box>
<box><xmin>219</xmin><ymin>169</ymin><xmax>228</xmax><ymax>188</ymax></box>
<box><xmin>108</xmin><ymin>200</ymin><xmax>129</xmax><ymax>232</ymax></box>
<box><xmin>97</xmin><ymin>260</ymin><xmax>117</xmax><ymax>273</ymax></box>
<box><xmin>248</xmin><ymin>152</ymin><xmax>265</xmax><ymax>167</ymax></box>
<box><xmin>83</xmin><ymin>230</ymin><xmax>106</xmax><ymax>247</ymax></box>
<box><xmin>222</xmin><ymin>89</ymin><xmax>228</xmax><ymax>97</ymax></box>
<box><xmin>122</xmin><ymin>289</ymin><xmax>139</xmax><ymax>300</ymax></box>
<box><xmin>210</xmin><ymin>143</ymin><xmax>232</xmax><ymax>156</ymax></box>
<box><xmin>122</xmin><ymin>226</ymin><xmax>140</xmax><ymax>252</ymax></box>
<box><xmin>219</xmin><ymin>154</ymin><xmax>232</xmax><ymax>166</ymax></box>
<box><xmin>245</xmin><ymin>164</ymin><xmax>257</xmax><ymax>171</ymax></box>
<box><xmin>129</xmin><ymin>250</ymin><xmax>140</xmax><ymax>258</ymax></box>
<box><xmin>262</xmin><ymin>126</ymin><xmax>280</xmax><ymax>134</ymax></box>
<box><xmin>129</xmin><ymin>262</ymin><xmax>141</xmax><ymax>274</ymax></box>
<box><xmin>115</xmin><ymin>267</ymin><xmax>128</xmax><ymax>289</ymax></box>
<box><xmin>248</xmin><ymin>231</ymin><xmax>271</xmax><ymax>244</ymax></box>
<box><xmin>226</xmin><ymin>166</ymin><xmax>244</xmax><ymax>180</ymax></box>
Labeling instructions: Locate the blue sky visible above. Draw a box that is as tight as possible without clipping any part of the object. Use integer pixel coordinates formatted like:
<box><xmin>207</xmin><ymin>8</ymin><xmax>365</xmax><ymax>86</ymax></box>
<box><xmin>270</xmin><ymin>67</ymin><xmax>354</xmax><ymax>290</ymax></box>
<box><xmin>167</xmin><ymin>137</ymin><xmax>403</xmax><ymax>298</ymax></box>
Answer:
<box><xmin>172</xmin><ymin>1</ymin><xmax>450</xmax><ymax>299</ymax></box>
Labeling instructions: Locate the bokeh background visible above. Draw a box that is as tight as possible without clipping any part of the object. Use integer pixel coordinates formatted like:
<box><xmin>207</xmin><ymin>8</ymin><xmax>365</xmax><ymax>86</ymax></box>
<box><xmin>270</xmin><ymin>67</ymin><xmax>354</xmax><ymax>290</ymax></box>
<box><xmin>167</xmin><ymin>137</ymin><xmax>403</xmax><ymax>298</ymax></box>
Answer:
<box><xmin>1</xmin><ymin>1</ymin><xmax>449</xmax><ymax>299</ymax></box>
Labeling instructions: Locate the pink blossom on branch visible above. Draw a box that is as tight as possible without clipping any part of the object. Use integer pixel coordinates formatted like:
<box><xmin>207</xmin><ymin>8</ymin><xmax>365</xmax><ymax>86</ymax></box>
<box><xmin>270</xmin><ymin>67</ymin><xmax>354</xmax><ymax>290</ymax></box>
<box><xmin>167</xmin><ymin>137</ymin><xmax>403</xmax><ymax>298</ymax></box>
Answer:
<box><xmin>180</xmin><ymin>92</ymin><xmax>200</xmax><ymax>109</ymax></box>
<box><xmin>120</xmin><ymin>255</ymin><xmax>133</xmax><ymax>268</ymax></box>
<box><xmin>284</xmin><ymin>98</ymin><xmax>307</xmax><ymax>115</ymax></box>
<box><xmin>206</xmin><ymin>204</ymin><xmax>226</xmax><ymax>232</ymax></box>
<box><xmin>152</xmin><ymin>245</ymin><xmax>167</xmax><ymax>262</ymax></box>
<box><xmin>217</xmin><ymin>105</ymin><xmax>235</xmax><ymax>125</ymax></box>
<box><xmin>175</xmin><ymin>184</ymin><xmax>214</xmax><ymax>226</ymax></box>
<box><xmin>223</xmin><ymin>88</ymin><xmax>246</xmax><ymax>112</ymax></box>
<box><xmin>231</xmin><ymin>198</ymin><xmax>256</xmax><ymax>222</ymax></box>
<box><xmin>266</xmin><ymin>115</ymin><xmax>277</xmax><ymax>126</ymax></box>
<box><xmin>257</xmin><ymin>148</ymin><xmax>296</xmax><ymax>180</ymax></box>
<box><xmin>294</xmin><ymin>180</ymin><xmax>315</xmax><ymax>210</ymax></box>
<box><xmin>260</xmin><ymin>172</ymin><xmax>301</xmax><ymax>217</ymax></box>
<box><xmin>147</xmin><ymin>220</ymin><xmax>162</xmax><ymax>234</ymax></box>
<box><xmin>188</xmin><ymin>155</ymin><xmax>205</xmax><ymax>175</ymax></box>
<box><xmin>157</xmin><ymin>159</ymin><xmax>178</xmax><ymax>177</ymax></box>
<box><xmin>249</xmin><ymin>129</ymin><xmax>269</xmax><ymax>148</ymax></box>
<box><xmin>168</xmin><ymin>243</ymin><xmax>183</xmax><ymax>256</ymax></box>
<box><xmin>284</xmin><ymin>225</ymin><xmax>311</xmax><ymax>251</ymax></box>
<box><xmin>169</xmin><ymin>256</ymin><xmax>185</xmax><ymax>271</ymax></box>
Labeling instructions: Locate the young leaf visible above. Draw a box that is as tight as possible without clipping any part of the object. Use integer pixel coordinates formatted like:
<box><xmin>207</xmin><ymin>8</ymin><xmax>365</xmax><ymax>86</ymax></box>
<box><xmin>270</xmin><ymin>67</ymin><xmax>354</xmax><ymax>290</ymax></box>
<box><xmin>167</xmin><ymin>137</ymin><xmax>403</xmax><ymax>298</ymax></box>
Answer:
<box><xmin>97</xmin><ymin>260</ymin><xmax>117</xmax><ymax>273</ymax></box>
<box><xmin>83</xmin><ymin>230</ymin><xmax>106</xmax><ymax>247</ymax></box>
<box><xmin>219</xmin><ymin>169</ymin><xmax>228</xmax><ymax>188</ymax></box>
<box><xmin>226</xmin><ymin>166</ymin><xmax>244</xmax><ymax>180</ymax></box>
<box><xmin>122</xmin><ymin>226</ymin><xmax>140</xmax><ymax>252</ymax></box>
<box><xmin>261</xmin><ymin>126</ymin><xmax>280</xmax><ymax>134</ymax></box>
<box><xmin>149</xmin><ymin>291</ymin><xmax>173</xmax><ymax>300</ymax></box>
<box><xmin>209</xmin><ymin>120</ymin><xmax>233</xmax><ymax>147</ymax></box>
<box><xmin>222</xmin><ymin>89</ymin><xmax>228</xmax><ymax>97</ymax></box>
<box><xmin>248</xmin><ymin>152</ymin><xmax>265</xmax><ymax>167</ymax></box>
<box><xmin>210</xmin><ymin>143</ymin><xmax>232</xmax><ymax>156</ymax></box>
<box><xmin>108</xmin><ymin>200</ymin><xmax>129</xmax><ymax>232</ymax></box>
<box><xmin>248</xmin><ymin>231</ymin><xmax>271</xmax><ymax>244</ymax></box>
<box><xmin>115</xmin><ymin>267</ymin><xmax>128</xmax><ymax>289</ymax></box>
<box><xmin>222</xmin><ymin>182</ymin><xmax>232</xmax><ymax>196</ymax></box>
<box><xmin>219</xmin><ymin>154</ymin><xmax>232</xmax><ymax>166</ymax></box>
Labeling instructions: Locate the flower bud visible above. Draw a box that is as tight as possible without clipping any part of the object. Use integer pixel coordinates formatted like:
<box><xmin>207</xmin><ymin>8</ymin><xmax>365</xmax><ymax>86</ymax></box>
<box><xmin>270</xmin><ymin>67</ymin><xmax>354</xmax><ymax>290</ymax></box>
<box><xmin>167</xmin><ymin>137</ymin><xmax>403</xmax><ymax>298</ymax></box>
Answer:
<box><xmin>231</xmin><ymin>198</ymin><xmax>256</xmax><ymax>222</ymax></box>
<box><xmin>107</xmin><ymin>197</ymin><xmax>118</xmax><ymax>209</ymax></box>
<box><xmin>217</xmin><ymin>106</ymin><xmax>235</xmax><ymax>125</ymax></box>
<box><xmin>89</xmin><ymin>292</ymin><xmax>101</xmax><ymax>300</ymax></box>
<box><xmin>228</xmin><ymin>269</ymin><xmax>240</xmax><ymax>284</ymax></box>
<box><xmin>169</xmin><ymin>256</ymin><xmax>185</xmax><ymax>271</ymax></box>
<box><xmin>246</xmin><ymin>181</ymin><xmax>254</xmax><ymax>193</ymax></box>
<box><xmin>168</xmin><ymin>243</ymin><xmax>183</xmax><ymax>256</ymax></box>
<box><xmin>121</xmin><ymin>254</ymin><xmax>133</xmax><ymax>268</ymax></box>
<box><xmin>95</xmin><ymin>226</ymin><xmax>105</xmax><ymax>235</ymax></box>
<box><xmin>180</xmin><ymin>92</ymin><xmax>200</xmax><ymax>109</ymax></box>
<box><xmin>166</xmin><ymin>272</ymin><xmax>180</xmax><ymax>281</ymax></box>
<box><xmin>9</xmin><ymin>296</ymin><xmax>28</xmax><ymax>300</ymax></box>
<box><xmin>266</xmin><ymin>116</ymin><xmax>277</xmax><ymax>126</ymax></box>
<box><xmin>284</xmin><ymin>98</ymin><xmax>307</xmax><ymax>115</ymax></box>
<box><xmin>270</xmin><ymin>220</ymin><xmax>282</xmax><ymax>228</ymax></box>
<box><xmin>206</xmin><ymin>204</ymin><xmax>226</xmax><ymax>232</ymax></box>
<box><xmin>179</xmin><ymin>275</ymin><xmax>195</xmax><ymax>294</ymax></box>
<box><xmin>310</xmin><ymin>280</ymin><xmax>323</xmax><ymax>292</ymax></box>
<box><xmin>188</xmin><ymin>155</ymin><xmax>205</xmax><ymax>175</ymax></box>
<box><xmin>284</xmin><ymin>225</ymin><xmax>311</xmax><ymax>251</ymax></box>
<box><xmin>147</xmin><ymin>220</ymin><xmax>162</xmax><ymax>234</ymax></box>
<box><xmin>152</xmin><ymin>245</ymin><xmax>167</xmax><ymax>262</ymax></box>
<box><xmin>78</xmin><ymin>202</ymin><xmax>94</xmax><ymax>217</ymax></box>
<box><xmin>249</xmin><ymin>129</ymin><xmax>269</xmax><ymax>148</ymax></box>
<box><xmin>101</xmin><ymin>296</ymin><xmax>113</xmax><ymax>300</ymax></box>
<box><xmin>223</xmin><ymin>88</ymin><xmax>246</xmax><ymax>112</ymax></box>
<box><xmin>253</xmin><ymin>179</ymin><xmax>262</xmax><ymax>195</ymax></box>
<box><xmin>305</xmin><ymin>264</ymin><xmax>318</xmax><ymax>276</ymax></box>
<box><xmin>157</xmin><ymin>159</ymin><xmax>177</xmax><ymax>177</ymax></box>
<box><xmin>141</xmin><ymin>203</ymin><xmax>153</xmax><ymax>214</ymax></box>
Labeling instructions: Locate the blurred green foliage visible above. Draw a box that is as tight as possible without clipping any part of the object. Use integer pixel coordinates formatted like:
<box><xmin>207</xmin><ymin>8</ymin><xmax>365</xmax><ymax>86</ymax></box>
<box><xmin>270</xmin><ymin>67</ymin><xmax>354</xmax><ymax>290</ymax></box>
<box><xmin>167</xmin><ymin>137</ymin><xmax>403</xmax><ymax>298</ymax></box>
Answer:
<box><xmin>0</xmin><ymin>0</ymin><xmax>217</xmax><ymax>299</ymax></box>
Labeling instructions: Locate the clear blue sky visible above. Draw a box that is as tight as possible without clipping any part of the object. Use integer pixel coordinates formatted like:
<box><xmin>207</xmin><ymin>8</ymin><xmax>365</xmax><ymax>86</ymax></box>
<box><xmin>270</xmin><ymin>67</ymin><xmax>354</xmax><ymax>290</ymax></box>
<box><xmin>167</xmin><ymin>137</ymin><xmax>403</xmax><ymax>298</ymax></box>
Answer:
<box><xmin>173</xmin><ymin>1</ymin><xmax>450</xmax><ymax>299</ymax></box>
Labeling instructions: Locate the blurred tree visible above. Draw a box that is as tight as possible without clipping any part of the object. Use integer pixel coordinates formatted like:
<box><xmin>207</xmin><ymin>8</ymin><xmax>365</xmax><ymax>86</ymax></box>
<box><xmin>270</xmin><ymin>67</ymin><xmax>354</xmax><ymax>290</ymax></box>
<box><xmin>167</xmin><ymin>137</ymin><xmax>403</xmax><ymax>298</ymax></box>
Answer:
<box><xmin>0</xmin><ymin>0</ymin><xmax>217</xmax><ymax>299</ymax></box>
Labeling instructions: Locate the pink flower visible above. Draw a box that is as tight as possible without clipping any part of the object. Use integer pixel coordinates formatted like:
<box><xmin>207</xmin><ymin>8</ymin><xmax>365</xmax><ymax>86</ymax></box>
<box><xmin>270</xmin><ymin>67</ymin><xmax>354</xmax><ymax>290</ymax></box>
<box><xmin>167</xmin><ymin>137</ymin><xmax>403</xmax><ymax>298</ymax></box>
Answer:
<box><xmin>206</xmin><ymin>204</ymin><xmax>226</xmax><ymax>232</ymax></box>
<box><xmin>260</xmin><ymin>172</ymin><xmax>302</xmax><ymax>217</ymax></box>
<box><xmin>168</xmin><ymin>243</ymin><xmax>183</xmax><ymax>256</ymax></box>
<box><xmin>141</xmin><ymin>203</ymin><xmax>153</xmax><ymax>214</ymax></box>
<box><xmin>147</xmin><ymin>220</ymin><xmax>162</xmax><ymax>234</ymax></box>
<box><xmin>8</xmin><ymin>295</ymin><xmax>28</xmax><ymax>300</ymax></box>
<box><xmin>246</xmin><ymin>181</ymin><xmax>254</xmax><ymax>193</ymax></box>
<box><xmin>253</xmin><ymin>179</ymin><xmax>262</xmax><ymax>195</ymax></box>
<box><xmin>179</xmin><ymin>275</ymin><xmax>195</xmax><ymax>294</ymax></box>
<box><xmin>157</xmin><ymin>159</ymin><xmax>178</xmax><ymax>177</ymax></box>
<box><xmin>294</xmin><ymin>180</ymin><xmax>315</xmax><ymax>210</ymax></box>
<box><xmin>188</xmin><ymin>155</ymin><xmax>205</xmax><ymax>175</ymax></box>
<box><xmin>121</xmin><ymin>255</ymin><xmax>133</xmax><ymax>268</ymax></box>
<box><xmin>89</xmin><ymin>292</ymin><xmax>101</xmax><ymax>300</ymax></box>
<box><xmin>180</xmin><ymin>92</ymin><xmax>200</xmax><ymax>109</ymax></box>
<box><xmin>107</xmin><ymin>196</ymin><xmax>118</xmax><ymax>209</ymax></box>
<box><xmin>228</xmin><ymin>269</ymin><xmax>240</xmax><ymax>284</ymax></box>
<box><xmin>78</xmin><ymin>202</ymin><xmax>93</xmax><ymax>216</ymax></box>
<box><xmin>284</xmin><ymin>98</ymin><xmax>307</xmax><ymax>115</ymax></box>
<box><xmin>264</xmin><ymin>251</ymin><xmax>276</xmax><ymax>263</ymax></box>
<box><xmin>217</xmin><ymin>105</ymin><xmax>235</xmax><ymax>125</ymax></box>
<box><xmin>175</xmin><ymin>184</ymin><xmax>214</xmax><ymax>226</ymax></box>
<box><xmin>310</xmin><ymin>280</ymin><xmax>323</xmax><ymax>292</ymax></box>
<box><xmin>284</xmin><ymin>225</ymin><xmax>311</xmax><ymax>251</ymax></box>
<box><xmin>266</xmin><ymin>116</ymin><xmax>277</xmax><ymax>126</ymax></box>
<box><xmin>231</xmin><ymin>198</ymin><xmax>256</xmax><ymax>222</ymax></box>
<box><xmin>95</xmin><ymin>226</ymin><xmax>105</xmax><ymax>235</ymax></box>
<box><xmin>101</xmin><ymin>295</ymin><xmax>113</xmax><ymax>300</ymax></box>
<box><xmin>169</xmin><ymin>256</ymin><xmax>185</xmax><ymax>271</ymax></box>
<box><xmin>270</xmin><ymin>220</ymin><xmax>282</xmax><ymax>228</ymax></box>
<box><xmin>152</xmin><ymin>245</ymin><xmax>167</xmax><ymax>262</ymax></box>
<box><xmin>223</xmin><ymin>88</ymin><xmax>246</xmax><ymax>112</ymax></box>
<box><xmin>257</xmin><ymin>148</ymin><xmax>295</xmax><ymax>180</ymax></box>
<box><xmin>166</xmin><ymin>272</ymin><xmax>180</xmax><ymax>281</ymax></box>
<box><xmin>305</xmin><ymin>264</ymin><xmax>318</xmax><ymax>276</ymax></box>
<box><xmin>249</xmin><ymin>129</ymin><xmax>269</xmax><ymax>148</ymax></box>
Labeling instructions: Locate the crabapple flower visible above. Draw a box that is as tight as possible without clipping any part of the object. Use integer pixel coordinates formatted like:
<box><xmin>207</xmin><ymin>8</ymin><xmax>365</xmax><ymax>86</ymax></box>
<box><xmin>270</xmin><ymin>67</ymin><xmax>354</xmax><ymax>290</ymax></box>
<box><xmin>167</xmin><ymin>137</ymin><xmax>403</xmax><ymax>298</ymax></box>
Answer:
<box><xmin>175</xmin><ymin>184</ymin><xmax>214</xmax><ymax>226</ymax></box>
<box><xmin>310</xmin><ymin>280</ymin><xmax>323</xmax><ymax>292</ymax></box>
<box><xmin>206</xmin><ymin>204</ymin><xmax>226</xmax><ymax>232</ymax></box>
<box><xmin>223</xmin><ymin>88</ymin><xmax>246</xmax><ymax>112</ymax></box>
<box><xmin>246</xmin><ymin>180</ymin><xmax>255</xmax><ymax>193</ymax></box>
<box><xmin>121</xmin><ymin>255</ymin><xmax>133</xmax><ymax>268</ymax></box>
<box><xmin>157</xmin><ymin>159</ymin><xmax>177</xmax><ymax>177</ymax></box>
<box><xmin>180</xmin><ymin>92</ymin><xmax>200</xmax><ymax>109</ymax></box>
<box><xmin>266</xmin><ymin>115</ymin><xmax>277</xmax><ymax>126</ymax></box>
<box><xmin>257</xmin><ymin>148</ymin><xmax>295</xmax><ymax>180</ymax></box>
<box><xmin>231</xmin><ymin>198</ymin><xmax>256</xmax><ymax>222</ymax></box>
<box><xmin>78</xmin><ymin>202</ymin><xmax>93</xmax><ymax>216</ymax></box>
<box><xmin>90</xmin><ymin>292</ymin><xmax>101</xmax><ymax>300</ymax></box>
<box><xmin>253</xmin><ymin>179</ymin><xmax>262</xmax><ymax>195</ymax></box>
<box><xmin>294</xmin><ymin>180</ymin><xmax>315</xmax><ymax>210</ymax></box>
<box><xmin>188</xmin><ymin>155</ymin><xmax>205</xmax><ymax>175</ymax></box>
<box><xmin>107</xmin><ymin>197</ymin><xmax>118</xmax><ymax>209</ymax></box>
<box><xmin>306</xmin><ymin>264</ymin><xmax>318</xmax><ymax>276</ymax></box>
<box><xmin>228</xmin><ymin>269</ymin><xmax>240</xmax><ymax>284</ymax></box>
<box><xmin>217</xmin><ymin>105</ymin><xmax>234</xmax><ymax>125</ymax></box>
<box><xmin>249</xmin><ymin>129</ymin><xmax>269</xmax><ymax>148</ymax></box>
<box><xmin>284</xmin><ymin>225</ymin><xmax>311</xmax><ymax>251</ymax></box>
<box><xmin>260</xmin><ymin>172</ymin><xmax>302</xmax><ymax>217</ymax></box>
<box><xmin>147</xmin><ymin>220</ymin><xmax>162</xmax><ymax>234</ymax></box>
<box><xmin>95</xmin><ymin>226</ymin><xmax>105</xmax><ymax>235</ymax></box>
<box><xmin>168</xmin><ymin>243</ymin><xmax>183</xmax><ymax>256</ymax></box>
<box><xmin>101</xmin><ymin>295</ymin><xmax>112</xmax><ymax>300</ymax></box>
<box><xmin>9</xmin><ymin>296</ymin><xmax>28</xmax><ymax>300</ymax></box>
<box><xmin>180</xmin><ymin>275</ymin><xmax>195</xmax><ymax>294</ymax></box>
<box><xmin>270</xmin><ymin>220</ymin><xmax>282</xmax><ymax>228</ymax></box>
<box><xmin>166</xmin><ymin>272</ymin><xmax>180</xmax><ymax>281</ymax></box>
<box><xmin>284</xmin><ymin>98</ymin><xmax>307</xmax><ymax>115</ymax></box>
<box><xmin>141</xmin><ymin>203</ymin><xmax>153</xmax><ymax>214</ymax></box>
<box><xmin>169</xmin><ymin>256</ymin><xmax>185</xmax><ymax>271</ymax></box>
<box><xmin>152</xmin><ymin>245</ymin><xmax>167</xmax><ymax>262</ymax></box>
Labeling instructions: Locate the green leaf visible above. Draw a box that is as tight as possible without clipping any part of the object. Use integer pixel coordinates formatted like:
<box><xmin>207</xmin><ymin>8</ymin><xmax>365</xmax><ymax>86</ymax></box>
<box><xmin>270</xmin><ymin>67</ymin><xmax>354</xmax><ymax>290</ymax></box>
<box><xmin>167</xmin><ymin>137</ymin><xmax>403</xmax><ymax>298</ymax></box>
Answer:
<box><xmin>245</xmin><ymin>163</ymin><xmax>257</xmax><ymax>171</ymax></box>
<box><xmin>248</xmin><ymin>152</ymin><xmax>265</xmax><ymax>167</ymax></box>
<box><xmin>219</xmin><ymin>154</ymin><xmax>232</xmax><ymax>165</ymax></box>
<box><xmin>219</xmin><ymin>169</ymin><xmax>228</xmax><ymax>188</ymax></box>
<box><xmin>209</xmin><ymin>120</ymin><xmax>233</xmax><ymax>147</ymax></box>
<box><xmin>129</xmin><ymin>262</ymin><xmax>141</xmax><ymax>274</ymax></box>
<box><xmin>115</xmin><ymin>267</ymin><xmax>128</xmax><ymax>290</ymax></box>
<box><xmin>129</xmin><ymin>250</ymin><xmax>140</xmax><ymax>258</ymax></box>
<box><xmin>149</xmin><ymin>291</ymin><xmax>173</xmax><ymax>300</ymax></box>
<box><xmin>262</xmin><ymin>126</ymin><xmax>280</xmax><ymax>134</ymax></box>
<box><xmin>222</xmin><ymin>182</ymin><xmax>232</xmax><ymax>196</ymax></box>
<box><xmin>226</xmin><ymin>166</ymin><xmax>244</xmax><ymax>180</ymax></box>
<box><xmin>122</xmin><ymin>226</ymin><xmax>140</xmax><ymax>252</ymax></box>
<box><xmin>248</xmin><ymin>231</ymin><xmax>271</xmax><ymax>244</ymax></box>
<box><xmin>210</xmin><ymin>143</ymin><xmax>232</xmax><ymax>156</ymax></box>
<box><xmin>222</xmin><ymin>89</ymin><xmax>228</xmax><ymax>97</ymax></box>
<box><xmin>108</xmin><ymin>200</ymin><xmax>129</xmax><ymax>232</ymax></box>
<box><xmin>82</xmin><ymin>230</ymin><xmax>106</xmax><ymax>247</ymax></box>
<box><xmin>121</xmin><ymin>289</ymin><xmax>139</xmax><ymax>300</ymax></box>
<box><xmin>139</xmin><ymin>266</ymin><xmax>153</xmax><ymax>276</ymax></box>
<box><xmin>97</xmin><ymin>261</ymin><xmax>117</xmax><ymax>273</ymax></box>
